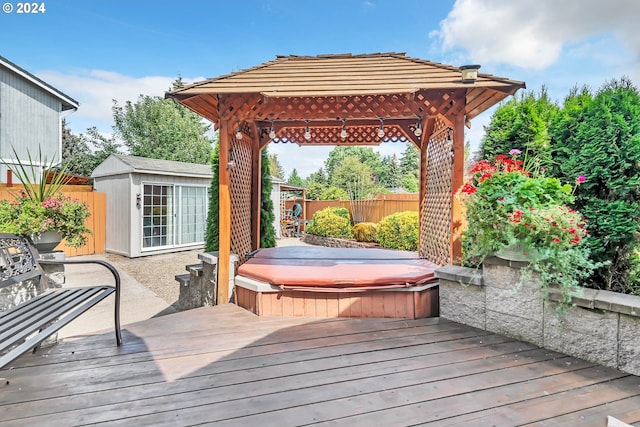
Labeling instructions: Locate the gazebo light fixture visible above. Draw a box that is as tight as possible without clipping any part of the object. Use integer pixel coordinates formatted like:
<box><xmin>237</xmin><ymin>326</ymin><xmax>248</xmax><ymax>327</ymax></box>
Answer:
<box><xmin>460</xmin><ymin>64</ymin><xmax>481</xmax><ymax>83</ymax></box>
<box><xmin>269</xmin><ymin>121</ymin><xmax>276</xmax><ymax>139</ymax></box>
<box><xmin>304</xmin><ymin>120</ymin><xmax>311</xmax><ymax>140</ymax></box>
<box><xmin>340</xmin><ymin>119</ymin><xmax>348</xmax><ymax>139</ymax></box>
<box><xmin>377</xmin><ymin>118</ymin><xmax>385</xmax><ymax>138</ymax></box>
<box><xmin>227</xmin><ymin>148</ymin><xmax>235</xmax><ymax>168</ymax></box>
<box><xmin>446</xmin><ymin>128</ymin><xmax>453</xmax><ymax>143</ymax></box>
<box><xmin>414</xmin><ymin>120</ymin><xmax>423</xmax><ymax>137</ymax></box>
<box><xmin>235</xmin><ymin>121</ymin><xmax>243</xmax><ymax>140</ymax></box>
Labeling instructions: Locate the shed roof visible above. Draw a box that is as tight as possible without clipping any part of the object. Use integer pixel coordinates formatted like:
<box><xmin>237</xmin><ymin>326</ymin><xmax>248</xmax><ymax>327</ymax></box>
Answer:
<box><xmin>0</xmin><ymin>55</ymin><xmax>79</xmax><ymax>111</ymax></box>
<box><xmin>167</xmin><ymin>52</ymin><xmax>525</xmax><ymax>122</ymax></box>
<box><xmin>91</xmin><ymin>154</ymin><xmax>212</xmax><ymax>179</ymax></box>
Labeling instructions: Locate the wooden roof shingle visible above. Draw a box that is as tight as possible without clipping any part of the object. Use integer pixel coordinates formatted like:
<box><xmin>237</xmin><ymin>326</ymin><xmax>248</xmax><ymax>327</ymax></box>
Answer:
<box><xmin>167</xmin><ymin>52</ymin><xmax>525</xmax><ymax>122</ymax></box>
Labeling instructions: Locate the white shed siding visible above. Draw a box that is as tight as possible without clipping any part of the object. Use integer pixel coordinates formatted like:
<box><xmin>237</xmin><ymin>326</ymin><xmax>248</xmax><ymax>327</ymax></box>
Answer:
<box><xmin>94</xmin><ymin>174</ymin><xmax>131</xmax><ymax>256</ymax></box>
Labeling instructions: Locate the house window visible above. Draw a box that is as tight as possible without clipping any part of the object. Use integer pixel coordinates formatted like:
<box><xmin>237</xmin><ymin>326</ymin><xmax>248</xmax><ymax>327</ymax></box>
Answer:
<box><xmin>142</xmin><ymin>183</ymin><xmax>208</xmax><ymax>250</ymax></box>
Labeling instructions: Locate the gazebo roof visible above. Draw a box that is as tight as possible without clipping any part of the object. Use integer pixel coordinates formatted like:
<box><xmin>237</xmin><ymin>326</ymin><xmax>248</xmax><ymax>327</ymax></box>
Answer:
<box><xmin>167</xmin><ymin>52</ymin><xmax>525</xmax><ymax>123</ymax></box>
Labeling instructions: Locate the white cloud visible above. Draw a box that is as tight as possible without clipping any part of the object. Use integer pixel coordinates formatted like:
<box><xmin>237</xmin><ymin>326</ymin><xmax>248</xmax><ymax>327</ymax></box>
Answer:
<box><xmin>35</xmin><ymin>69</ymin><xmax>206</xmax><ymax>134</ymax></box>
<box><xmin>434</xmin><ymin>0</ymin><xmax>640</xmax><ymax>70</ymax></box>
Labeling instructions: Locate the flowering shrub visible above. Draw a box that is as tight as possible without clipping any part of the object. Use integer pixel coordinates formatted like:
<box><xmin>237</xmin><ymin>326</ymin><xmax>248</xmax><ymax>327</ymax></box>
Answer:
<box><xmin>458</xmin><ymin>152</ymin><xmax>600</xmax><ymax>307</ymax></box>
<box><xmin>0</xmin><ymin>192</ymin><xmax>91</xmax><ymax>247</ymax></box>
<box><xmin>0</xmin><ymin>146</ymin><xmax>91</xmax><ymax>248</ymax></box>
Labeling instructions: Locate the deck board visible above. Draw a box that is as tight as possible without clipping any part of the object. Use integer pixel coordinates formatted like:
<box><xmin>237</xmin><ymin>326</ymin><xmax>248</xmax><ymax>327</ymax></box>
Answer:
<box><xmin>1</xmin><ymin>304</ymin><xmax>638</xmax><ymax>426</ymax></box>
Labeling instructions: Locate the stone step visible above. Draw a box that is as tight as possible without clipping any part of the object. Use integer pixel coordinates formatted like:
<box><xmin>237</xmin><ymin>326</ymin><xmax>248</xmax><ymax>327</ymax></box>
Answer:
<box><xmin>175</xmin><ymin>273</ymin><xmax>190</xmax><ymax>287</ymax></box>
<box><xmin>186</xmin><ymin>263</ymin><xmax>203</xmax><ymax>276</ymax></box>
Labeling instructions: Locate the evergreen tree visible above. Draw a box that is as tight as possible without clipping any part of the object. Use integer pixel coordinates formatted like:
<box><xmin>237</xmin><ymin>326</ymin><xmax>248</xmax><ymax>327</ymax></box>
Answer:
<box><xmin>380</xmin><ymin>154</ymin><xmax>402</xmax><ymax>189</ymax></box>
<box><xmin>287</xmin><ymin>168</ymin><xmax>305</xmax><ymax>186</ymax></box>
<box><xmin>204</xmin><ymin>143</ymin><xmax>220</xmax><ymax>252</ymax></box>
<box><xmin>399</xmin><ymin>143</ymin><xmax>420</xmax><ymax>180</ymax></box>
<box><xmin>267</xmin><ymin>153</ymin><xmax>285</xmax><ymax>179</ymax></box>
<box><xmin>480</xmin><ymin>87</ymin><xmax>559</xmax><ymax>168</ymax></box>
<box><xmin>551</xmin><ymin>78</ymin><xmax>640</xmax><ymax>292</ymax></box>
<box><xmin>306</xmin><ymin>167</ymin><xmax>327</xmax><ymax>185</ymax></box>
<box><xmin>260</xmin><ymin>148</ymin><xmax>276</xmax><ymax>248</ymax></box>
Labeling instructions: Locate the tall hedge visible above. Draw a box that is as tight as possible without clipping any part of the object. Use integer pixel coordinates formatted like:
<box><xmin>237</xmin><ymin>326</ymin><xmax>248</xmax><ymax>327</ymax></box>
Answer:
<box><xmin>551</xmin><ymin>78</ymin><xmax>640</xmax><ymax>292</ymax></box>
<box><xmin>260</xmin><ymin>148</ymin><xmax>276</xmax><ymax>248</ymax></box>
<box><xmin>204</xmin><ymin>143</ymin><xmax>220</xmax><ymax>252</ymax></box>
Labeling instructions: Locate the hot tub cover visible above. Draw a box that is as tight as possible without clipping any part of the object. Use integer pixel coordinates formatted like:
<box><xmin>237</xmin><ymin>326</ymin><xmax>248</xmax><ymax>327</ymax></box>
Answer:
<box><xmin>237</xmin><ymin>246</ymin><xmax>439</xmax><ymax>288</ymax></box>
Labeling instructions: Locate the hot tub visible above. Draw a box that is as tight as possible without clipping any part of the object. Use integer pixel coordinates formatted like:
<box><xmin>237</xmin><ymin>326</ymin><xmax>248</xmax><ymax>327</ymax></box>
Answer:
<box><xmin>234</xmin><ymin>246</ymin><xmax>439</xmax><ymax>319</ymax></box>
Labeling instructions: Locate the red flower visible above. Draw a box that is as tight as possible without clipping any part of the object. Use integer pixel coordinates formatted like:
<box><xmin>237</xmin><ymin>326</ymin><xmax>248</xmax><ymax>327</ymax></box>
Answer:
<box><xmin>552</xmin><ymin>238</ymin><xmax>561</xmax><ymax>243</ymax></box>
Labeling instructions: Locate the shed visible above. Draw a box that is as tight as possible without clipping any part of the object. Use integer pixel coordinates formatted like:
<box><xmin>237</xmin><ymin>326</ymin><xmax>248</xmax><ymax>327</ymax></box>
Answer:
<box><xmin>92</xmin><ymin>154</ymin><xmax>212</xmax><ymax>258</ymax></box>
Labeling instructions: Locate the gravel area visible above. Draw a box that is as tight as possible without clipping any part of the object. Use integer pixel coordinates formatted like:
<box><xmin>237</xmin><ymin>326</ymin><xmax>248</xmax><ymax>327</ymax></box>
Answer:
<box><xmin>100</xmin><ymin>238</ymin><xmax>310</xmax><ymax>309</ymax></box>
<box><xmin>103</xmin><ymin>249</ymin><xmax>202</xmax><ymax>308</ymax></box>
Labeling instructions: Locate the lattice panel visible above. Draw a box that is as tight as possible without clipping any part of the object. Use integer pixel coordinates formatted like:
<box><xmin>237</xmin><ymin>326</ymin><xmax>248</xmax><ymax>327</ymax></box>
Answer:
<box><xmin>220</xmin><ymin>90</ymin><xmax>461</xmax><ymax>123</ymax></box>
<box><xmin>419</xmin><ymin>118</ymin><xmax>453</xmax><ymax>265</ymax></box>
<box><xmin>229</xmin><ymin>129</ymin><xmax>253</xmax><ymax>264</ymax></box>
<box><xmin>269</xmin><ymin>125</ymin><xmax>408</xmax><ymax>145</ymax></box>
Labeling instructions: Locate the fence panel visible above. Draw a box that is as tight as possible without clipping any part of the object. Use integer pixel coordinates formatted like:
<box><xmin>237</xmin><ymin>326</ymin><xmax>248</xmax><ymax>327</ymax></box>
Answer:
<box><xmin>293</xmin><ymin>194</ymin><xmax>419</xmax><ymax>225</ymax></box>
<box><xmin>0</xmin><ymin>189</ymin><xmax>106</xmax><ymax>257</ymax></box>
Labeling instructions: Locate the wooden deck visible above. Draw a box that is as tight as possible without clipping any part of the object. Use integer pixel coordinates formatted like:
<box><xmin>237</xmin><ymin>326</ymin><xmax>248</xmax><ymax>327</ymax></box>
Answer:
<box><xmin>1</xmin><ymin>304</ymin><xmax>639</xmax><ymax>426</ymax></box>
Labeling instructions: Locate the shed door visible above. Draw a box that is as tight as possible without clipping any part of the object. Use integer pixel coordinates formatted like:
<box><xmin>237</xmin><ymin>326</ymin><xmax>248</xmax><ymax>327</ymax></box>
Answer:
<box><xmin>142</xmin><ymin>184</ymin><xmax>174</xmax><ymax>249</ymax></box>
<box><xmin>177</xmin><ymin>186</ymin><xmax>207</xmax><ymax>245</ymax></box>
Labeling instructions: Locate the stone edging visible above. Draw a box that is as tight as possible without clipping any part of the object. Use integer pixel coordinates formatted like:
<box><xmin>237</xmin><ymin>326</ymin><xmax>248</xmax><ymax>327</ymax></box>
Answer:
<box><xmin>436</xmin><ymin>263</ymin><xmax>640</xmax><ymax>376</ymax></box>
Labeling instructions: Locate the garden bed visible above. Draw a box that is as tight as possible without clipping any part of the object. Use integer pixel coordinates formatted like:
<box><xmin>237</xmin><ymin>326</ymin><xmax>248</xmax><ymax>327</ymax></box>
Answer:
<box><xmin>301</xmin><ymin>233</ymin><xmax>379</xmax><ymax>249</ymax></box>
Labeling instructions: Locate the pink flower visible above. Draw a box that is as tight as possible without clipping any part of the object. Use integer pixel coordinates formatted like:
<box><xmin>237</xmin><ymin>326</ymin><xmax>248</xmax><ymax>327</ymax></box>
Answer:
<box><xmin>576</xmin><ymin>174</ymin><xmax>586</xmax><ymax>184</ymax></box>
<box><xmin>509</xmin><ymin>149</ymin><xmax>522</xmax><ymax>156</ymax></box>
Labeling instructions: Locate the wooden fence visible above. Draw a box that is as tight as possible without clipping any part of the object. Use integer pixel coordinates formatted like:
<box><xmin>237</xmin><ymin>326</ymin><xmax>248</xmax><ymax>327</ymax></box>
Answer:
<box><xmin>0</xmin><ymin>185</ymin><xmax>106</xmax><ymax>257</ymax></box>
<box><xmin>286</xmin><ymin>193</ymin><xmax>419</xmax><ymax>225</ymax></box>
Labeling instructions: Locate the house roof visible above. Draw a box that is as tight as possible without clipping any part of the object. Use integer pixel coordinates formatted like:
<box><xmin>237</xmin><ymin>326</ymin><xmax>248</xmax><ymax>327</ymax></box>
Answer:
<box><xmin>0</xmin><ymin>55</ymin><xmax>79</xmax><ymax>111</ymax></box>
<box><xmin>167</xmin><ymin>52</ymin><xmax>525</xmax><ymax>121</ymax></box>
<box><xmin>91</xmin><ymin>154</ymin><xmax>212</xmax><ymax>179</ymax></box>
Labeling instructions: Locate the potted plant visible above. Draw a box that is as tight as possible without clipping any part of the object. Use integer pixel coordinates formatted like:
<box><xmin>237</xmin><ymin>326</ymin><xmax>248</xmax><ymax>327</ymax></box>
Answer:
<box><xmin>0</xmin><ymin>147</ymin><xmax>91</xmax><ymax>251</ymax></box>
<box><xmin>457</xmin><ymin>150</ymin><xmax>599</xmax><ymax>305</ymax></box>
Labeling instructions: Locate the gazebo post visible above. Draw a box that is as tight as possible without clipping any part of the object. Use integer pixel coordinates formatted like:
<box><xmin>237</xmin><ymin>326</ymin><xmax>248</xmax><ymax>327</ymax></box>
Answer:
<box><xmin>217</xmin><ymin>120</ymin><xmax>232</xmax><ymax>304</ymax></box>
<box><xmin>450</xmin><ymin>112</ymin><xmax>466</xmax><ymax>264</ymax></box>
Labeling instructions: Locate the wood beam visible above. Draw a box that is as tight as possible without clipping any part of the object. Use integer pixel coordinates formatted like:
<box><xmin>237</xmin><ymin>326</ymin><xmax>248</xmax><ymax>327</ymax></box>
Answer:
<box><xmin>217</xmin><ymin>119</ymin><xmax>232</xmax><ymax>304</ymax></box>
<box><xmin>250</xmin><ymin>122</ymin><xmax>262</xmax><ymax>251</ymax></box>
<box><xmin>450</xmin><ymin>113</ymin><xmax>466</xmax><ymax>265</ymax></box>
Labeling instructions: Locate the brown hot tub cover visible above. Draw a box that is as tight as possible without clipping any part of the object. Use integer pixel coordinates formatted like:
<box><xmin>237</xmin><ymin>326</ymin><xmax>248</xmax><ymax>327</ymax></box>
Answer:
<box><xmin>237</xmin><ymin>246</ymin><xmax>438</xmax><ymax>289</ymax></box>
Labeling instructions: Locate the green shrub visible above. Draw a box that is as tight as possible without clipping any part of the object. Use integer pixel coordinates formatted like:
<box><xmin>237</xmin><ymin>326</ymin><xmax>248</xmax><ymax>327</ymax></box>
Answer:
<box><xmin>306</xmin><ymin>207</ymin><xmax>352</xmax><ymax>238</ymax></box>
<box><xmin>378</xmin><ymin>211</ymin><xmax>419</xmax><ymax>251</ymax></box>
<box><xmin>352</xmin><ymin>222</ymin><xmax>378</xmax><ymax>242</ymax></box>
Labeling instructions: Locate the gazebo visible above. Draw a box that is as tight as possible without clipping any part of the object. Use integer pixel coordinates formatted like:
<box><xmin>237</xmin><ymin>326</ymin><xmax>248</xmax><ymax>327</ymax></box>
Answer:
<box><xmin>166</xmin><ymin>53</ymin><xmax>525</xmax><ymax>304</ymax></box>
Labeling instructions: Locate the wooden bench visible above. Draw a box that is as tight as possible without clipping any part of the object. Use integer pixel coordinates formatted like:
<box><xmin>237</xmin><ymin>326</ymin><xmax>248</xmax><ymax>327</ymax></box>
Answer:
<box><xmin>0</xmin><ymin>233</ymin><xmax>121</xmax><ymax>369</ymax></box>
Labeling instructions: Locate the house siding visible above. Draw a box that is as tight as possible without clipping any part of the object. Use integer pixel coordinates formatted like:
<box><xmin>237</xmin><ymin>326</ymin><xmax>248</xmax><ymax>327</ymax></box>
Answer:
<box><xmin>0</xmin><ymin>66</ymin><xmax>61</xmax><ymax>159</ymax></box>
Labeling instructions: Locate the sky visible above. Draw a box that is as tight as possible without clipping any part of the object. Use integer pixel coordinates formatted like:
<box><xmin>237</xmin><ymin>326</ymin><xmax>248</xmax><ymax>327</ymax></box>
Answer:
<box><xmin>1</xmin><ymin>0</ymin><xmax>639</xmax><ymax>178</ymax></box>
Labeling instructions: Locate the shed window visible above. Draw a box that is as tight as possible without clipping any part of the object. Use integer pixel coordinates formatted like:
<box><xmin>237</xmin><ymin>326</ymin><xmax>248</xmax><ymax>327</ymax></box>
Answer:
<box><xmin>142</xmin><ymin>184</ymin><xmax>174</xmax><ymax>248</ymax></box>
<box><xmin>142</xmin><ymin>183</ymin><xmax>207</xmax><ymax>250</ymax></box>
